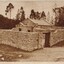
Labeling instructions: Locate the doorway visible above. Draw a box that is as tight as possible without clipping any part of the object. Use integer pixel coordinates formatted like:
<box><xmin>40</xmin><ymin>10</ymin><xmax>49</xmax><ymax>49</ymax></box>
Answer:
<box><xmin>19</xmin><ymin>28</ymin><xmax>22</xmax><ymax>31</ymax></box>
<box><xmin>44</xmin><ymin>32</ymin><xmax>50</xmax><ymax>47</ymax></box>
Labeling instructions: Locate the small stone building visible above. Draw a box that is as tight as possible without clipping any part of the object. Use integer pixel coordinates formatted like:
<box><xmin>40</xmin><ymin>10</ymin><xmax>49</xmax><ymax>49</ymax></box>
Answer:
<box><xmin>12</xmin><ymin>21</ymin><xmax>33</xmax><ymax>32</ymax></box>
<box><xmin>12</xmin><ymin>18</ymin><xmax>54</xmax><ymax>47</ymax></box>
<box><xmin>12</xmin><ymin>18</ymin><xmax>51</xmax><ymax>32</ymax></box>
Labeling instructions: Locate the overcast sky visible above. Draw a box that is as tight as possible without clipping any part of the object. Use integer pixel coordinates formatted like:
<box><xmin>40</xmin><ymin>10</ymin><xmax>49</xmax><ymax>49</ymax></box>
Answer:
<box><xmin>0</xmin><ymin>0</ymin><xmax>64</xmax><ymax>19</ymax></box>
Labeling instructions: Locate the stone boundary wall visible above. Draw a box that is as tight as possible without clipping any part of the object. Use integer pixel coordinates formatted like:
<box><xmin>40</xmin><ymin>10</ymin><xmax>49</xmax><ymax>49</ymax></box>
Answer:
<box><xmin>1</xmin><ymin>28</ymin><xmax>64</xmax><ymax>51</ymax></box>
<box><xmin>0</xmin><ymin>30</ymin><xmax>39</xmax><ymax>51</ymax></box>
<box><xmin>33</xmin><ymin>27</ymin><xmax>64</xmax><ymax>47</ymax></box>
<box><xmin>35</xmin><ymin>25</ymin><xmax>64</xmax><ymax>30</ymax></box>
<box><xmin>50</xmin><ymin>29</ymin><xmax>64</xmax><ymax>46</ymax></box>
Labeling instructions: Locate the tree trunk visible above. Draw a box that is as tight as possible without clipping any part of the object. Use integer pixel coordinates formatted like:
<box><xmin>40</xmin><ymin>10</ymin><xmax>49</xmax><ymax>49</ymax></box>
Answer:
<box><xmin>10</xmin><ymin>9</ymin><xmax>11</xmax><ymax>19</ymax></box>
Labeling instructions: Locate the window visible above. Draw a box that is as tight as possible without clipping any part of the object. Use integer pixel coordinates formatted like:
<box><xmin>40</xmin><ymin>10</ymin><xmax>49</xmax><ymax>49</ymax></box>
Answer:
<box><xmin>28</xmin><ymin>30</ymin><xmax>30</xmax><ymax>32</ymax></box>
<box><xmin>19</xmin><ymin>28</ymin><xmax>22</xmax><ymax>31</ymax></box>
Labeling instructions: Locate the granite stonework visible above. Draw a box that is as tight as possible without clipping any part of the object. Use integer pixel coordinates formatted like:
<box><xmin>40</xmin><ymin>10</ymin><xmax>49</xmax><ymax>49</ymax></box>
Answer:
<box><xmin>33</xmin><ymin>27</ymin><xmax>64</xmax><ymax>47</ymax></box>
<box><xmin>50</xmin><ymin>29</ymin><xmax>64</xmax><ymax>46</ymax></box>
<box><xmin>0</xmin><ymin>31</ymin><xmax>39</xmax><ymax>51</ymax></box>
<box><xmin>0</xmin><ymin>26</ymin><xmax>64</xmax><ymax>51</ymax></box>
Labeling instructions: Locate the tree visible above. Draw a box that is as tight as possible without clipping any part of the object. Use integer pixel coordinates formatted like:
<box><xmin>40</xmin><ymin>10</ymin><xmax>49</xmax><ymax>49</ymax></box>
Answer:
<box><xmin>16</xmin><ymin>7</ymin><xmax>25</xmax><ymax>21</ymax></box>
<box><xmin>41</xmin><ymin>11</ymin><xmax>46</xmax><ymax>18</ymax></box>
<box><xmin>20</xmin><ymin>7</ymin><xmax>25</xmax><ymax>21</ymax></box>
<box><xmin>30</xmin><ymin>9</ymin><xmax>35</xmax><ymax>19</ymax></box>
<box><xmin>16</xmin><ymin>9</ymin><xmax>20</xmax><ymax>20</ymax></box>
<box><xmin>5</xmin><ymin>3</ymin><xmax>14</xmax><ymax>19</ymax></box>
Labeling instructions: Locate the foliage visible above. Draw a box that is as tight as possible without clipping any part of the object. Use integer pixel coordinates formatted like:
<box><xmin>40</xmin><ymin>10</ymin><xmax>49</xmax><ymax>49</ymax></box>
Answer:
<box><xmin>0</xmin><ymin>14</ymin><xmax>20</xmax><ymax>29</ymax></box>
<box><xmin>5</xmin><ymin>3</ymin><xmax>14</xmax><ymax>19</ymax></box>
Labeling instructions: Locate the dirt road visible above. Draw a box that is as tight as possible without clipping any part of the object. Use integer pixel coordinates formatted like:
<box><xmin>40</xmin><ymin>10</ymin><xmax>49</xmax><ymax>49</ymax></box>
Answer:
<box><xmin>19</xmin><ymin>47</ymin><xmax>64</xmax><ymax>62</ymax></box>
<box><xmin>0</xmin><ymin>44</ymin><xmax>64</xmax><ymax>62</ymax></box>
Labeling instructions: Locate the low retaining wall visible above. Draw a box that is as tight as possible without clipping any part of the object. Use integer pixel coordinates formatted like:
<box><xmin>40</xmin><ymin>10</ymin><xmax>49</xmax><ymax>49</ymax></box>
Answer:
<box><xmin>50</xmin><ymin>29</ymin><xmax>64</xmax><ymax>46</ymax></box>
<box><xmin>1</xmin><ymin>28</ymin><xmax>63</xmax><ymax>51</ymax></box>
<box><xmin>0</xmin><ymin>30</ymin><xmax>39</xmax><ymax>51</ymax></box>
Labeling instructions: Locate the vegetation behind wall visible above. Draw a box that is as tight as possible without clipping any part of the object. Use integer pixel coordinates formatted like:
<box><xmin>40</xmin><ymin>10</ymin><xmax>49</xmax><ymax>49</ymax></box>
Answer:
<box><xmin>0</xmin><ymin>14</ymin><xmax>20</xmax><ymax>29</ymax></box>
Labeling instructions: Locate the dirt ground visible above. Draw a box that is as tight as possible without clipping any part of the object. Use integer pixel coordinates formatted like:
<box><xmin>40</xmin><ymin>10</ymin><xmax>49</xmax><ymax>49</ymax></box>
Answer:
<box><xmin>0</xmin><ymin>44</ymin><xmax>64</xmax><ymax>62</ymax></box>
<box><xmin>19</xmin><ymin>47</ymin><xmax>64</xmax><ymax>62</ymax></box>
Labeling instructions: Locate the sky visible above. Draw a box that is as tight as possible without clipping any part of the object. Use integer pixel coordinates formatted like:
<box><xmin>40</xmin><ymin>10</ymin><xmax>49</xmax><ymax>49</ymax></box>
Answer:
<box><xmin>0</xmin><ymin>0</ymin><xmax>64</xmax><ymax>19</ymax></box>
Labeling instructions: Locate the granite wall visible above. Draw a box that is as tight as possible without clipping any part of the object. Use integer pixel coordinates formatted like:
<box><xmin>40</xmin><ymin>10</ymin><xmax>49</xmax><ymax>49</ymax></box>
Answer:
<box><xmin>50</xmin><ymin>29</ymin><xmax>64</xmax><ymax>46</ymax></box>
<box><xmin>0</xmin><ymin>31</ymin><xmax>39</xmax><ymax>51</ymax></box>
<box><xmin>33</xmin><ymin>27</ymin><xmax>64</xmax><ymax>47</ymax></box>
<box><xmin>0</xmin><ymin>28</ymin><xmax>63</xmax><ymax>51</ymax></box>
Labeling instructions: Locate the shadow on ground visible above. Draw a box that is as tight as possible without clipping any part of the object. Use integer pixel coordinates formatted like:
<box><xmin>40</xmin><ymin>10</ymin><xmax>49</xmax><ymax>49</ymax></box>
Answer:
<box><xmin>0</xmin><ymin>44</ymin><xmax>31</xmax><ymax>62</ymax></box>
<box><xmin>52</xmin><ymin>40</ymin><xmax>64</xmax><ymax>47</ymax></box>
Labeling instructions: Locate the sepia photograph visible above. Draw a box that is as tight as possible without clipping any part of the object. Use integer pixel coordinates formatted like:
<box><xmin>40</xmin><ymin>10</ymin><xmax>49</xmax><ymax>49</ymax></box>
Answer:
<box><xmin>0</xmin><ymin>0</ymin><xmax>64</xmax><ymax>63</ymax></box>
